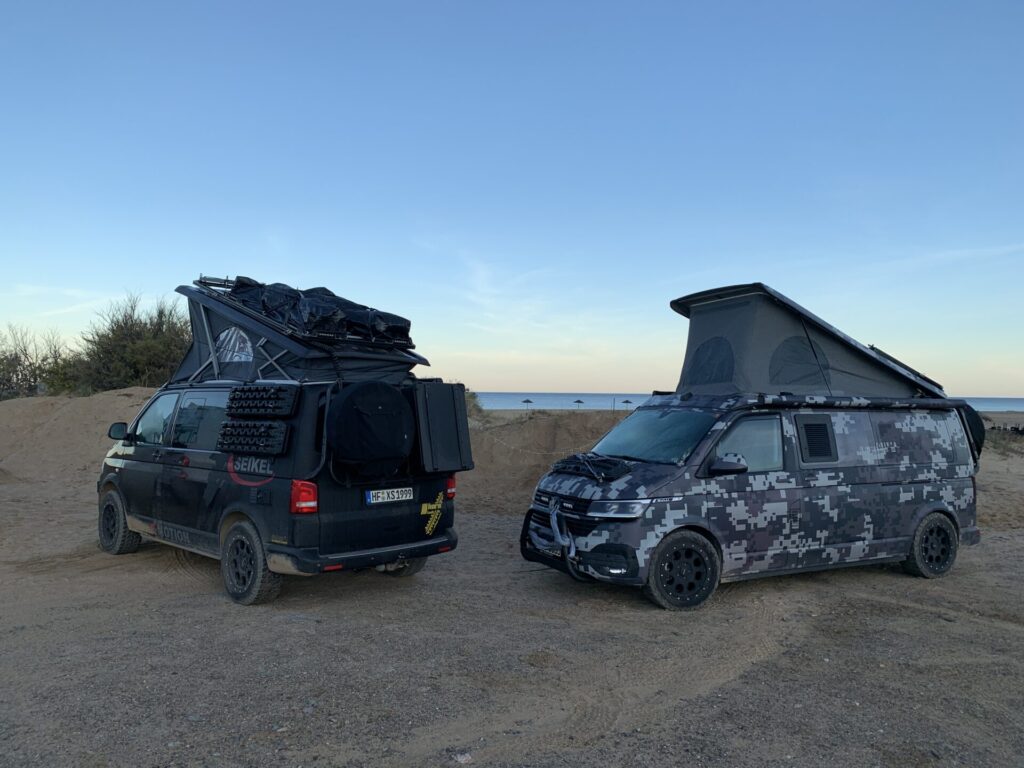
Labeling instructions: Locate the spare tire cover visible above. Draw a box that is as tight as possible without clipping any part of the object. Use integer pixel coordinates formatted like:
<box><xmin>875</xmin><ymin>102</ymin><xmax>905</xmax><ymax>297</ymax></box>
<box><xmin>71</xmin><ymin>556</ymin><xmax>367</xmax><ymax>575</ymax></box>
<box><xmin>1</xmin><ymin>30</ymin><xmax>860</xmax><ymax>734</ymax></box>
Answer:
<box><xmin>327</xmin><ymin>381</ymin><xmax>414</xmax><ymax>464</ymax></box>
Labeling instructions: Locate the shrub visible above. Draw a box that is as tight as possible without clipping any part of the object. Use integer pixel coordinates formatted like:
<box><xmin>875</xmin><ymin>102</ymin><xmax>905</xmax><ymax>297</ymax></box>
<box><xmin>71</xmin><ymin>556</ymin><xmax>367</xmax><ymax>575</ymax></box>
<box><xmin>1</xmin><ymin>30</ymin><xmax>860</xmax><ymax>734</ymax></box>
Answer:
<box><xmin>70</xmin><ymin>296</ymin><xmax>191</xmax><ymax>392</ymax></box>
<box><xmin>3</xmin><ymin>295</ymin><xmax>192</xmax><ymax>397</ymax></box>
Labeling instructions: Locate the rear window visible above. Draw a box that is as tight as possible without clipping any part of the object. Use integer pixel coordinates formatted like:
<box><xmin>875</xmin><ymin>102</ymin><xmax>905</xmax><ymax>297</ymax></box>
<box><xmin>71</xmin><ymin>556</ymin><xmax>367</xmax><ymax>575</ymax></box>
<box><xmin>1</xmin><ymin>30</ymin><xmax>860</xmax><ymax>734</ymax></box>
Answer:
<box><xmin>870</xmin><ymin>410</ymin><xmax>962</xmax><ymax>467</ymax></box>
<box><xmin>134</xmin><ymin>393</ymin><xmax>179</xmax><ymax>445</ymax></box>
<box><xmin>593</xmin><ymin>408</ymin><xmax>716</xmax><ymax>465</ymax></box>
<box><xmin>171</xmin><ymin>391</ymin><xmax>229</xmax><ymax>451</ymax></box>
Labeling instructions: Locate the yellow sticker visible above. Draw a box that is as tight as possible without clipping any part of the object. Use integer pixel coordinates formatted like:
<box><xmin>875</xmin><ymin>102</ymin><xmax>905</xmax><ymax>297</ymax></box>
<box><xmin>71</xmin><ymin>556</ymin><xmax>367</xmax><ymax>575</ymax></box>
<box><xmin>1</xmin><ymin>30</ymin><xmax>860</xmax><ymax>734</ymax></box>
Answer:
<box><xmin>420</xmin><ymin>492</ymin><xmax>444</xmax><ymax>535</ymax></box>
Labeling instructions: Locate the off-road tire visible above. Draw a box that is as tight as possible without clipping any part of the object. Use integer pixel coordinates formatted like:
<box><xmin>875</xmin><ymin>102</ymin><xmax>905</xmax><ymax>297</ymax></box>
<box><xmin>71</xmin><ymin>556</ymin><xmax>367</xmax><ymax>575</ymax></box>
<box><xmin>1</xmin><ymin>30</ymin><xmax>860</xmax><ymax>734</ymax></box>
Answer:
<box><xmin>381</xmin><ymin>557</ymin><xmax>427</xmax><ymax>577</ymax></box>
<box><xmin>220</xmin><ymin>520</ymin><xmax>282</xmax><ymax>604</ymax></box>
<box><xmin>97</xmin><ymin>488</ymin><xmax>141</xmax><ymax>555</ymax></box>
<box><xmin>902</xmin><ymin>512</ymin><xmax>958</xmax><ymax>578</ymax></box>
<box><xmin>643</xmin><ymin>529</ymin><xmax>721</xmax><ymax>611</ymax></box>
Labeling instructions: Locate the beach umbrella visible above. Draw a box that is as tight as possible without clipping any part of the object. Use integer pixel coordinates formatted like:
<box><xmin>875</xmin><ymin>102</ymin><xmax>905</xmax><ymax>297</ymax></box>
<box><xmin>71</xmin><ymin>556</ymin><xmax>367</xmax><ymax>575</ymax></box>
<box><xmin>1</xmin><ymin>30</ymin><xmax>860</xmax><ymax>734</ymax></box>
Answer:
<box><xmin>573</xmin><ymin>399</ymin><xmax>584</xmax><ymax>409</ymax></box>
<box><xmin>622</xmin><ymin>399</ymin><xmax>633</xmax><ymax>409</ymax></box>
<box><xmin>521</xmin><ymin>398</ymin><xmax>533</xmax><ymax>410</ymax></box>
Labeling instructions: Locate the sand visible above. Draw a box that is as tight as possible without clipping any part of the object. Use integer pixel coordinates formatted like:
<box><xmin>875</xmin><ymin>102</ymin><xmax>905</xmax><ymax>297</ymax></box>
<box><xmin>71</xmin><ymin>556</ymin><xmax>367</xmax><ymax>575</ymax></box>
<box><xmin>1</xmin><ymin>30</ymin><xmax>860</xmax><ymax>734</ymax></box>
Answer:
<box><xmin>1</xmin><ymin>391</ymin><xmax>1023</xmax><ymax>766</ymax></box>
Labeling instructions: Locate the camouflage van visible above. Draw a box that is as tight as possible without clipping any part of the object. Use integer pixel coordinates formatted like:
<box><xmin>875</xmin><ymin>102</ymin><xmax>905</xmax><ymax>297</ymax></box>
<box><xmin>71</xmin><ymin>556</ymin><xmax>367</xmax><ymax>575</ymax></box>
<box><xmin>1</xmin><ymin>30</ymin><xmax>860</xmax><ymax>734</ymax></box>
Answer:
<box><xmin>520</xmin><ymin>284</ymin><xmax>985</xmax><ymax>610</ymax></box>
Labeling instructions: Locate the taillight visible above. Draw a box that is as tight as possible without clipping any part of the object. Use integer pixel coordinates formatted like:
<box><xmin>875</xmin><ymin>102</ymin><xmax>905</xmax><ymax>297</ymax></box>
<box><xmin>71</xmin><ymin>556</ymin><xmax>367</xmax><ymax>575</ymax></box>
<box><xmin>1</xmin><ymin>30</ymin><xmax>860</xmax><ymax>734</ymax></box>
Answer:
<box><xmin>445</xmin><ymin>475</ymin><xmax>456</xmax><ymax>500</ymax></box>
<box><xmin>290</xmin><ymin>480</ymin><xmax>318</xmax><ymax>514</ymax></box>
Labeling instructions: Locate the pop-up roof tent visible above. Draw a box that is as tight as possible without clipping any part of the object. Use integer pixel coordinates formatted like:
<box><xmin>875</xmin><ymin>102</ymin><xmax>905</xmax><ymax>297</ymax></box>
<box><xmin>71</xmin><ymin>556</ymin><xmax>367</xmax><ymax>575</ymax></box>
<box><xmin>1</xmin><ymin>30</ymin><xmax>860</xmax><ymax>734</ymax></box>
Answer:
<box><xmin>670</xmin><ymin>283</ymin><xmax>946</xmax><ymax>399</ymax></box>
<box><xmin>171</xmin><ymin>276</ymin><xmax>428</xmax><ymax>385</ymax></box>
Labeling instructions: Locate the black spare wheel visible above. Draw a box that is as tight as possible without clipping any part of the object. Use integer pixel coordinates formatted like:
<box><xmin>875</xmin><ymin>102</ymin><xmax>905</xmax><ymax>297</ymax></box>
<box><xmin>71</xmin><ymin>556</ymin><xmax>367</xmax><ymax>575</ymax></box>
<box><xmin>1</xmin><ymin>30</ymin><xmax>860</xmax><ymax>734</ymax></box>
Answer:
<box><xmin>643</xmin><ymin>529</ymin><xmax>721</xmax><ymax>610</ymax></box>
<box><xmin>327</xmin><ymin>381</ymin><xmax>414</xmax><ymax>477</ymax></box>
<box><xmin>903</xmin><ymin>512</ymin><xmax>958</xmax><ymax>578</ymax></box>
<box><xmin>220</xmin><ymin>520</ymin><xmax>282</xmax><ymax>605</ymax></box>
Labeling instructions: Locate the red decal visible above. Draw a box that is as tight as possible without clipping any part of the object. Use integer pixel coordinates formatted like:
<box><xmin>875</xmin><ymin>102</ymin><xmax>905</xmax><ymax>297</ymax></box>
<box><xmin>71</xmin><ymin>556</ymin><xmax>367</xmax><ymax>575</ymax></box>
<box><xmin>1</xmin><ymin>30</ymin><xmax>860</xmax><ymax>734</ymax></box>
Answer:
<box><xmin>227</xmin><ymin>455</ymin><xmax>274</xmax><ymax>487</ymax></box>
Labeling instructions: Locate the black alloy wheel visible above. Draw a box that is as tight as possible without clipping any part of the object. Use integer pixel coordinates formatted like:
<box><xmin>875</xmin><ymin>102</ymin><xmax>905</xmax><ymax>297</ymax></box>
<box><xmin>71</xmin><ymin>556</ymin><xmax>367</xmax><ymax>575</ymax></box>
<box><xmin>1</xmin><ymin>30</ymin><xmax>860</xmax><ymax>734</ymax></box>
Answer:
<box><xmin>226</xmin><ymin>537</ymin><xmax>256</xmax><ymax>592</ymax></box>
<box><xmin>643</xmin><ymin>529</ymin><xmax>721</xmax><ymax>610</ymax></box>
<box><xmin>220</xmin><ymin>520</ymin><xmax>282</xmax><ymax>605</ymax></box>
<box><xmin>903</xmin><ymin>512</ymin><xmax>959</xmax><ymax>578</ymax></box>
<box><xmin>97</xmin><ymin>489</ymin><xmax>141</xmax><ymax>555</ymax></box>
<box><xmin>99</xmin><ymin>502</ymin><xmax>118</xmax><ymax>548</ymax></box>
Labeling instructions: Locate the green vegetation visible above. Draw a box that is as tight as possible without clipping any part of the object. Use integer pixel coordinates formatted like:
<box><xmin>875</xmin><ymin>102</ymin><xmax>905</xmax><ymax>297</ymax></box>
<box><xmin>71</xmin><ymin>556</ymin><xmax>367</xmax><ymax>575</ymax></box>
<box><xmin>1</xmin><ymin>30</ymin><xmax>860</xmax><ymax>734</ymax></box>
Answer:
<box><xmin>0</xmin><ymin>295</ymin><xmax>191</xmax><ymax>398</ymax></box>
<box><xmin>464</xmin><ymin>388</ymin><xmax>485</xmax><ymax>421</ymax></box>
<box><xmin>987</xmin><ymin>429</ymin><xmax>1024</xmax><ymax>456</ymax></box>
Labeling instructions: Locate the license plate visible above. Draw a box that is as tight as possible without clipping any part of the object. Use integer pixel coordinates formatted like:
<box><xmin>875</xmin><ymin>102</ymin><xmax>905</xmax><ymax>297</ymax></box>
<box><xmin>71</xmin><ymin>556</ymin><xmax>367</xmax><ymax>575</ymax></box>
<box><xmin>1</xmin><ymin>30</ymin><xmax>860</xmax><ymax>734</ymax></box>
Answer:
<box><xmin>365</xmin><ymin>487</ymin><xmax>414</xmax><ymax>505</ymax></box>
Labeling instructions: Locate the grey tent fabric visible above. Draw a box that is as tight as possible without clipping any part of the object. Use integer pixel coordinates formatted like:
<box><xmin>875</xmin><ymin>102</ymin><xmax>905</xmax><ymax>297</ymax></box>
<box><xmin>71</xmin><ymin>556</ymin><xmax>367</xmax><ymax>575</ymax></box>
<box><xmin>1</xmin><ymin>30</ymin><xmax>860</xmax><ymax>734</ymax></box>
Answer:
<box><xmin>671</xmin><ymin>284</ymin><xmax>944</xmax><ymax>399</ymax></box>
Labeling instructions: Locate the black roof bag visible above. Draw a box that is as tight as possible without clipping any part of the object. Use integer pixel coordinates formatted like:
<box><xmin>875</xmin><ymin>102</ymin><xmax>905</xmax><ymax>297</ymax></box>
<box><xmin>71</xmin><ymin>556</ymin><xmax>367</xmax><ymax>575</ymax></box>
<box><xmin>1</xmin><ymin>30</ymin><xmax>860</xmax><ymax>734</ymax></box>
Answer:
<box><xmin>228</xmin><ymin>277</ymin><xmax>412</xmax><ymax>344</ymax></box>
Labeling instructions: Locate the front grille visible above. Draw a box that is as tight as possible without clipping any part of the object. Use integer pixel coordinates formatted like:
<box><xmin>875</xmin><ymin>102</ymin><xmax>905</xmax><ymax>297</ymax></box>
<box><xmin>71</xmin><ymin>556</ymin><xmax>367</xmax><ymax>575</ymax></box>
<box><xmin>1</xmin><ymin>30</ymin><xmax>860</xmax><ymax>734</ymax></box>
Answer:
<box><xmin>532</xmin><ymin>491</ymin><xmax>592</xmax><ymax>515</ymax></box>
<box><xmin>528</xmin><ymin>510</ymin><xmax>603</xmax><ymax>537</ymax></box>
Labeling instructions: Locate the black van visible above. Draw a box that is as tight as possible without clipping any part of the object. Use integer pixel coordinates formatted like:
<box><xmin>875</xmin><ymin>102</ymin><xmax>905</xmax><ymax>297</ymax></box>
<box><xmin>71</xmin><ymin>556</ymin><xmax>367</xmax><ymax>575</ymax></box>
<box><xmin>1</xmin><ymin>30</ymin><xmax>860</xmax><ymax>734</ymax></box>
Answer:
<box><xmin>98</xmin><ymin>277</ymin><xmax>473</xmax><ymax>604</ymax></box>
<box><xmin>521</xmin><ymin>284</ymin><xmax>985</xmax><ymax>610</ymax></box>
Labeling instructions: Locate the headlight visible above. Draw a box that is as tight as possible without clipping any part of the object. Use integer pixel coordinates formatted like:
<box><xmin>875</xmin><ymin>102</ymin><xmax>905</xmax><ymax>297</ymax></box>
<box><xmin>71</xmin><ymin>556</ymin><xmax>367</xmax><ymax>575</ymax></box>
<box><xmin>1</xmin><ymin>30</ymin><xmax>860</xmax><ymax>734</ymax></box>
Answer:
<box><xmin>586</xmin><ymin>499</ymin><xmax>651</xmax><ymax>519</ymax></box>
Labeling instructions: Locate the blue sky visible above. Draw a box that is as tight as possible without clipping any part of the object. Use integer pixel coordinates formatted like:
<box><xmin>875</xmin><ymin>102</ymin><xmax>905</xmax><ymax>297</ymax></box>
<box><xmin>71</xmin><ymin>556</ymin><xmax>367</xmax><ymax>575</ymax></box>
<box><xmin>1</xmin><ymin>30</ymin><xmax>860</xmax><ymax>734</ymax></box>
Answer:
<box><xmin>1</xmin><ymin>1</ymin><xmax>1022</xmax><ymax>395</ymax></box>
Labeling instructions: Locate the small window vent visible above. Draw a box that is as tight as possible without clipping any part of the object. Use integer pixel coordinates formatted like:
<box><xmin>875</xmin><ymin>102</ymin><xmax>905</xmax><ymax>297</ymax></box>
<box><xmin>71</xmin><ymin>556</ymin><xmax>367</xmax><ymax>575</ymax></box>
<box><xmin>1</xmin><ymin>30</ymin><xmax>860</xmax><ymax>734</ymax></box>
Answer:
<box><xmin>802</xmin><ymin>423</ymin><xmax>832</xmax><ymax>459</ymax></box>
<box><xmin>795</xmin><ymin>415</ymin><xmax>837</xmax><ymax>463</ymax></box>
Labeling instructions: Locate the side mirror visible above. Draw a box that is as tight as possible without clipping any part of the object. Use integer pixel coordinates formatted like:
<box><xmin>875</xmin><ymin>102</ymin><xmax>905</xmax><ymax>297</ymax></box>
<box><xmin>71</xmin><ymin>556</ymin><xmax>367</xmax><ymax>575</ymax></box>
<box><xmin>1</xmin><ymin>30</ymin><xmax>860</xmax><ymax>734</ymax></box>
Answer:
<box><xmin>108</xmin><ymin>422</ymin><xmax>129</xmax><ymax>441</ymax></box>
<box><xmin>708</xmin><ymin>453</ymin><xmax>749</xmax><ymax>477</ymax></box>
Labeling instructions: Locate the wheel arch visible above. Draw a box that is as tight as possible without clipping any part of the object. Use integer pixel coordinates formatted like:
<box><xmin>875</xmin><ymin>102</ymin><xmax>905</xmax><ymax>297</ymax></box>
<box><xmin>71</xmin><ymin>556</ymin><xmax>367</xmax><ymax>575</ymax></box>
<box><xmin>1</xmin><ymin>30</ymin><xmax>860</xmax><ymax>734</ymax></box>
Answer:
<box><xmin>97</xmin><ymin>473</ymin><xmax>122</xmax><ymax>497</ymax></box>
<box><xmin>665</xmin><ymin>522</ymin><xmax>725</xmax><ymax>564</ymax></box>
<box><xmin>912</xmin><ymin>504</ymin><xmax>960</xmax><ymax>535</ymax></box>
<box><xmin>218</xmin><ymin>509</ymin><xmax>258</xmax><ymax>545</ymax></box>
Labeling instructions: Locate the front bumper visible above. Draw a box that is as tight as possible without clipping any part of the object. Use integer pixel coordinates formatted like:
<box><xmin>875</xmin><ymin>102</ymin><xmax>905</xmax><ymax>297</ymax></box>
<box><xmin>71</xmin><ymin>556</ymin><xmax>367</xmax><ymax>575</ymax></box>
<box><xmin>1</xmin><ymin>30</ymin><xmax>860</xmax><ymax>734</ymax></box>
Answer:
<box><xmin>266</xmin><ymin>527</ymin><xmax>458</xmax><ymax>576</ymax></box>
<box><xmin>519</xmin><ymin>511</ymin><xmax>642</xmax><ymax>585</ymax></box>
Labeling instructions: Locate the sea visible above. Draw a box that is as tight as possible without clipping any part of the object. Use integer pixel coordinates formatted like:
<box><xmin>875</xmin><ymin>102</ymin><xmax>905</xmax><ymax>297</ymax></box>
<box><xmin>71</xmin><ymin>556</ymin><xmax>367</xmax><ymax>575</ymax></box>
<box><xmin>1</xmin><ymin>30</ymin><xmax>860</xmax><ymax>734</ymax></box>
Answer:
<box><xmin>475</xmin><ymin>392</ymin><xmax>1024</xmax><ymax>412</ymax></box>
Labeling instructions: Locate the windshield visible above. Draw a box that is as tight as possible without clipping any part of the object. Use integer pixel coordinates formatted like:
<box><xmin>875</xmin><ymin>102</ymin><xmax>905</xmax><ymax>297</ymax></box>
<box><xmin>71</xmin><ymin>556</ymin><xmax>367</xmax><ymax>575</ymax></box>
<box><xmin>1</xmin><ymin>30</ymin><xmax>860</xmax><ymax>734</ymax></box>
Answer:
<box><xmin>593</xmin><ymin>408</ymin><xmax>717</xmax><ymax>465</ymax></box>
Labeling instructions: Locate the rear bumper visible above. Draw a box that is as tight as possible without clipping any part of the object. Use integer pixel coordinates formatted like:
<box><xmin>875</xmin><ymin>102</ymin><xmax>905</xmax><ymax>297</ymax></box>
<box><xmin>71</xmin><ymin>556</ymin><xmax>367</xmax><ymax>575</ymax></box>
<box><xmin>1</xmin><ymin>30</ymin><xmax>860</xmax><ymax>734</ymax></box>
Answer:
<box><xmin>960</xmin><ymin>526</ymin><xmax>981</xmax><ymax>546</ymax></box>
<box><xmin>266</xmin><ymin>527</ymin><xmax>458</xmax><ymax>576</ymax></box>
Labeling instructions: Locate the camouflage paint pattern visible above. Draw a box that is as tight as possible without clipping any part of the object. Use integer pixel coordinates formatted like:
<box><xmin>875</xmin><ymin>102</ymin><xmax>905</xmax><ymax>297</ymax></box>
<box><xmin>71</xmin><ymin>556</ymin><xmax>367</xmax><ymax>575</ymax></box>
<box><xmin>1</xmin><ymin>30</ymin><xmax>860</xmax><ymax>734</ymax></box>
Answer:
<box><xmin>521</xmin><ymin>394</ymin><xmax>979</xmax><ymax>586</ymax></box>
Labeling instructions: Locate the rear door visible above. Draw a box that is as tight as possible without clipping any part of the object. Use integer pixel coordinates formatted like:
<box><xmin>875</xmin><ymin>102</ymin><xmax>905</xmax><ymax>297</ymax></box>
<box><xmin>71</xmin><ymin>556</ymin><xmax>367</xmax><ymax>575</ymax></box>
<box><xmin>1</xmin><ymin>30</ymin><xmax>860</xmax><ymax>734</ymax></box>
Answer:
<box><xmin>119</xmin><ymin>392</ymin><xmax>180</xmax><ymax>522</ymax></box>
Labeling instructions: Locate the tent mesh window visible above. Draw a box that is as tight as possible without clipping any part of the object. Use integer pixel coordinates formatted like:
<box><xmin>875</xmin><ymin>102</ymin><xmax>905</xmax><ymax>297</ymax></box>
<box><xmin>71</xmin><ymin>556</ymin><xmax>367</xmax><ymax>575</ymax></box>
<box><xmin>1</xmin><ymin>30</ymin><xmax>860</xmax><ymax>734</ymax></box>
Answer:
<box><xmin>681</xmin><ymin>336</ymin><xmax>735</xmax><ymax>387</ymax></box>
<box><xmin>214</xmin><ymin>327</ymin><xmax>254</xmax><ymax>363</ymax></box>
<box><xmin>795</xmin><ymin>415</ymin><xmax>838</xmax><ymax>463</ymax></box>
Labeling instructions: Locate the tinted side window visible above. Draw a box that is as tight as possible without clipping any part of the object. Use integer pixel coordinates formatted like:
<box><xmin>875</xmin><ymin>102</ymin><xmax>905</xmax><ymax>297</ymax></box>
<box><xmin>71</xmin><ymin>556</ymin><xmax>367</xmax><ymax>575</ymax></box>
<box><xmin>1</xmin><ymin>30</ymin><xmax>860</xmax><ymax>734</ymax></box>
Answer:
<box><xmin>171</xmin><ymin>391</ymin><xmax>229</xmax><ymax>451</ymax></box>
<box><xmin>944</xmin><ymin>411</ymin><xmax>973</xmax><ymax>465</ymax></box>
<box><xmin>716</xmin><ymin>416</ymin><xmax>783</xmax><ymax>472</ymax></box>
<box><xmin>871</xmin><ymin>410</ymin><xmax>959</xmax><ymax>467</ymax></box>
<box><xmin>829</xmin><ymin>412</ymin><xmax>874</xmax><ymax>466</ymax></box>
<box><xmin>135</xmin><ymin>393</ymin><xmax>179</xmax><ymax>445</ymax></box>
